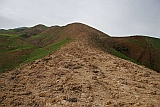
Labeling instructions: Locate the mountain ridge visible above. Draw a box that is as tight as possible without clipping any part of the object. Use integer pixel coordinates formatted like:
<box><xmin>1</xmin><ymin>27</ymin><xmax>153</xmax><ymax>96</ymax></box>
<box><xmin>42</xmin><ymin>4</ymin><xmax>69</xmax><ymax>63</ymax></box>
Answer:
<box><xmin>0</xmin><ymin>26</ymin><xmax>160</xmax><ymax>106</ymax></box>
<box><xmin>0</xmin><ymin>22</ymin><xmax>160</xmax><ymax>73</ymax></box>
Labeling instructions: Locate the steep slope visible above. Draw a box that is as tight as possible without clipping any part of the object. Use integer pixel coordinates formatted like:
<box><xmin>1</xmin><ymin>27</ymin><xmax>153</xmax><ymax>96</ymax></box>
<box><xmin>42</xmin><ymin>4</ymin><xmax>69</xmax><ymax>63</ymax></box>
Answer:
<box><xmin>1</xmin><ymin>23</ymin><xmax>159</xmax><ymax>73</ymax></box>
<box><xmin>0</xmin><ymin>27</ymin><xmax>160</xmax><ymax>107</ymax></box>
<box><xmin>0</xmin><ymin>23</ymin><xmax>109</xmax><ymax>72</ymax></box>
<box><xmin>21</xmin><ymin>24</ymin><xmax>47</xmax><ymax>38</ymax></box>
<box><xmin>102</xmin><ymin>36</ymin><xmax>160</xmax><ymax>72</ymax></box>
<box><xmin>0</xmin><ymin>32</ymin><xmax>35</xmax><ymax>71</ymax></box>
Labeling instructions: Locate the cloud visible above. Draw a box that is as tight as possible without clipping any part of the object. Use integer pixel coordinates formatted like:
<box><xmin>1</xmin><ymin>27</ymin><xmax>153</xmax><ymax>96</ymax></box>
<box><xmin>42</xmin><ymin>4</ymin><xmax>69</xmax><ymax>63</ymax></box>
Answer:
<box><xmin>0</xmin><ymin>0</ymin><xmax>160</xmax><ymax>38</ymax></box>
<box><xmin>0</xmin><ymin>15</ymin><xmax>22</xmax><ymax>28</ymax></box>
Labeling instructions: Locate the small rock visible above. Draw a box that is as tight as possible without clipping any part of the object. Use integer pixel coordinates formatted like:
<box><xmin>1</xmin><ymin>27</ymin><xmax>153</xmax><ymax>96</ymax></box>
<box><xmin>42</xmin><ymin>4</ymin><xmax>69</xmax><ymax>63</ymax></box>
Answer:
<box><xmin>87</xmin><ymin>96</ymin><xmax>93</xmax><ymax>102</ymax></box>
<box><xmin>106</xmin><ymin>101</ymin><xmax>112</xmax><ymax>105</ymax></box>
<box><xmin>43</xmin><ymin>57</ymin><xmax>52</xmax><ymax>61</ymax></box>
<box><xmin>92</xmin><ymin>69</ymin><xmax>100</xmax><ymax>73</ymax></box>
<box><xmin>39</xmin><ymin>93</ymin><xmax>46</xmax><ymax>97</ymax></box>
<box><xmin>67</xmin><ymin>98</ymin><xmax>77</xmax><ymax>102</ymax></box>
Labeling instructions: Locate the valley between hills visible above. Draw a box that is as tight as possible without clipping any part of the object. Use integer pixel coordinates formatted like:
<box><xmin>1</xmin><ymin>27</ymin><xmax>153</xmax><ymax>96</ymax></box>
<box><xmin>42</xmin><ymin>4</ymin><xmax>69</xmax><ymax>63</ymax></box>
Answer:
<box><xmin>0</xmin><ymin>23</ymin><xmax>160</xmax><ymax>106</ymax></box>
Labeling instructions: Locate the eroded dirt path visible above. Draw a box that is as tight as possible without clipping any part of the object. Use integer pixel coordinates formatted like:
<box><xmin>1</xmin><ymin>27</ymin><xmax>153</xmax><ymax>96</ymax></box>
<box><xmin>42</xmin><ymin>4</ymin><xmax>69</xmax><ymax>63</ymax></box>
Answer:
<box><xmin>0</xmin><ymin>36</ymin><xmax>160</xmax><ymax>107</ymax></box>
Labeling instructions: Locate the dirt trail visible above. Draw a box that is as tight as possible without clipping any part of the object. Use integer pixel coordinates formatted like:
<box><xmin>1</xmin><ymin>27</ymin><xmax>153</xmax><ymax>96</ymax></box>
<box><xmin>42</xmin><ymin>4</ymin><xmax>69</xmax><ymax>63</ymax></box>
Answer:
<box><xmin>0</xmin><ymin>35</ymin><xmax>160</xmax><ymax>107</ymax></box>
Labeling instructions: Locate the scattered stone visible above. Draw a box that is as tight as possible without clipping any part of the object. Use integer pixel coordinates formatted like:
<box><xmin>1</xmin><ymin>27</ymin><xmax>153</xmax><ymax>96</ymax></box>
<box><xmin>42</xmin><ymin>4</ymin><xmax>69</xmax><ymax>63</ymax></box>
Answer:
<box><xmin>67</xmin><ymin>98</ymin><xmax>78</xmax><ymax>102</ymax></box>
<box><xmin>92</xmin><ymin>69</ymin><xmax>100</xmax><ymax>73</ymax></box>
<box><xmin>43</xmin><ymin>56</ymin><xmax>52</xmax><ymax>61</ymax></box>
<box><xmin>0</xmin><ymin>36</ymin><xmax>160</xmax><ymax>107</ymax></box>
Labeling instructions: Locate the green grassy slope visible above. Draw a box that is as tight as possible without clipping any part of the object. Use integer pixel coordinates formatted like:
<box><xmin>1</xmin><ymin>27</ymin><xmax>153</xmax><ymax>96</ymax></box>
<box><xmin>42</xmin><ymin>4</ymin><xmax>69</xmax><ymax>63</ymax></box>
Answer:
<box><xmin>0</xmin><ymin>26</ymin><xmax>71</xmax><ymax>72</ymax></box>
<box><xmin>0</xmin><ymin>32</ymin><xmax>34</xmax><ymax>72</ymax></box>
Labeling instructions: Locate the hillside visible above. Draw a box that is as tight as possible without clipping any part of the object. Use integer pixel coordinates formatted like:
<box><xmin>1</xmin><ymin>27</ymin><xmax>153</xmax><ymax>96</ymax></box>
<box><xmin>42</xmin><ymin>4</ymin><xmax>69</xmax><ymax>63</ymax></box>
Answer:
<box><xmin>1</xmin><ymin>23</ymin><xmax>160</xmax><ymax>73</ymax></box>
<box><xmin>0</xmin><ymin>23</ymin><xmax>160</xmax><ymax>106</ymax></box>
<box><xmin>0</xmin><ymin>23</ymin><xmax>160</xmax><ymax>73</ymax></box>
<box><xmin>102</xmin><ymin>36</ymin><xmax>160</xmax><ymax>72</ymax></box>
<box><xmin>0</xmin><ymin>23</ymin><xmax>108</xmax><ymax>72</ymax></box>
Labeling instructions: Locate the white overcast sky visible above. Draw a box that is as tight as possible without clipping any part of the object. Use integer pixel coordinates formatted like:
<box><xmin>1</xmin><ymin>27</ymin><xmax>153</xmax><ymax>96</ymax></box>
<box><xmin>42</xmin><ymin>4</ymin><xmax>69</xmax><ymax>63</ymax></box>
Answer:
<box><xmin>0</xmin><ymin>0</ymin><xmax>160</xmax><ymax>38</ymax></box>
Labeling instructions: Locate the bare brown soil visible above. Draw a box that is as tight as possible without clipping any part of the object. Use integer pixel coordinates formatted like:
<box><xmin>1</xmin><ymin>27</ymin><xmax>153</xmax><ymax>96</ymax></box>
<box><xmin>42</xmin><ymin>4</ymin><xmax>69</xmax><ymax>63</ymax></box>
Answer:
<box><xmin>0</xmin><ymin>33</ymin><xmax>160</xmax><ymax>107</ymax></box>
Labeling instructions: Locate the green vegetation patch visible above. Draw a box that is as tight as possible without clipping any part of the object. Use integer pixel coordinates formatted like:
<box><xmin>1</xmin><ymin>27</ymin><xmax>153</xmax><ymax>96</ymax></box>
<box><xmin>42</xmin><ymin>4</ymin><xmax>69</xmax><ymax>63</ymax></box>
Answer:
<box><xmin>106</xmin><ymin>46</ymin><xmax>138</xmax><ymax>64</ymax></box>
<box><xmin>0</xmin><ymin>37</ymin><xmax>35</xmax><ymax>53</ymax></box>
<box><xmin>0</xmin><ymin>38</ymin><xmax>71</xmax><ymax>73</ymax></box>
<box><xmin>23</xmin><ymin>38</ymin><xmax>70</xmax><ymax>63</ymax></box>
<box><xmin>31</xmin><ymin>34</ymin><xmax>47</xmax><ymax>39</ymax></box>
<box><xmin>145</xmin><ymin>37</ymin><xmax>160</xmax><ymax>50</ymax></box>
<box><xmin>0</xmin><ymin>49</ymin><xmax>33</xmax><ymax>72</ymax></box>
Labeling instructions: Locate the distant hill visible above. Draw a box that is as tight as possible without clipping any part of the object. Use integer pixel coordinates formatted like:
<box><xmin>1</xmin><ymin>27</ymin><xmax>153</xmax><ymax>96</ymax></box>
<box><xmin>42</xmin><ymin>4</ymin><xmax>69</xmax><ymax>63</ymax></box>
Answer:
<box><xmin>0</xmin><ymin>22</ymin><xmax>160</xmax><ymax>73</ymax></box>
<box><xmin>101</xmin><ymin>36</ymin><xmax>160</xmax><ymax>72</ymax></box>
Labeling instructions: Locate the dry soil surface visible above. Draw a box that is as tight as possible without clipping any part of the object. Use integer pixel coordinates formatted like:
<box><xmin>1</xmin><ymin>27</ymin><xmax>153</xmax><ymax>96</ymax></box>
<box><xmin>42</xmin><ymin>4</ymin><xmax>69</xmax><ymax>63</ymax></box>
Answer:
<box><xmin>0</xmin><ymin>36</ymin><xmax>160</xmax><ymax>107</ymax></box>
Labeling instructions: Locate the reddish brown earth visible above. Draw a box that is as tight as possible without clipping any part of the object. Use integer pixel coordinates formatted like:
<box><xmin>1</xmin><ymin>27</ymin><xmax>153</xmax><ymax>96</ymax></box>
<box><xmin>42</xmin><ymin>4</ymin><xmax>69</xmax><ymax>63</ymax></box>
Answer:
<box><xmin>21</xmin><ymin>24</ymin><xmax>47</xmax><ymax>38</ymax></box>
<box><xmin>102</xmin><ymin>36</ymin><xmax>160</xmax><ymax>72</ymax></box>
<box><xmin>0</xmin><ymin>28</ymin><xmax>160</xmax><ymax>107</ymax></box>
